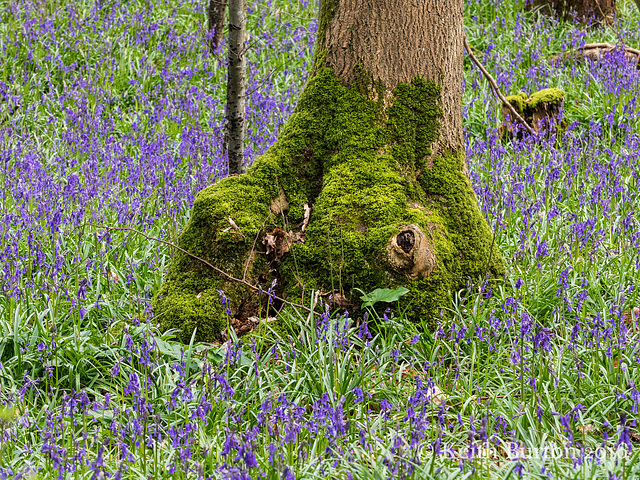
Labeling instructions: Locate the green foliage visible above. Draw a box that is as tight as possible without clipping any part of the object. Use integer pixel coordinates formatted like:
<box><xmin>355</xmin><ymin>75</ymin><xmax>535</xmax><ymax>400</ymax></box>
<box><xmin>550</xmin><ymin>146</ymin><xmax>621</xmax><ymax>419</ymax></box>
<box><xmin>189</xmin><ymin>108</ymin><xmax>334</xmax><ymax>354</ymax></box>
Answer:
<box><xmin>357</xmin><ymin>286</ymin><xmax>410</xmax><ymax>308</ymax></box>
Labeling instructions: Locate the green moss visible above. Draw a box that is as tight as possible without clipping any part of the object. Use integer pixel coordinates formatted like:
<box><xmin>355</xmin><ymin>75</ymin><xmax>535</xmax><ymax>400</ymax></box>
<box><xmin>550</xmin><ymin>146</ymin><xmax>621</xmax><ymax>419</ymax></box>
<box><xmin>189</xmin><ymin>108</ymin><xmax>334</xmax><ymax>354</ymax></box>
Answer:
<box><xmin>153</xmin><ymin>64</ymin><xmax>505</xmax><ymax>343</ymax></box>
<box><xmin>506</xmin><ymin>89</ymin><xmax>564</xmax><ymax>115</ymax></box>
<box><xmin>316</xmin><ymin>0</ymin><xmax>339</xmax><ymax>55</ymax></box>
<box><xmin>527</xmin><ymin>88</ymin><xmax>564</xmax><ymax>109</ymax></box>
<box><xmin>400</xmin><ymin>272</ymin><xmax>452</xmax><ymax>327</ymax></box>
<box><xmin>505</xmin><ymin>92</ymin><xmax>528</xmax><ymax>114</ymax></box>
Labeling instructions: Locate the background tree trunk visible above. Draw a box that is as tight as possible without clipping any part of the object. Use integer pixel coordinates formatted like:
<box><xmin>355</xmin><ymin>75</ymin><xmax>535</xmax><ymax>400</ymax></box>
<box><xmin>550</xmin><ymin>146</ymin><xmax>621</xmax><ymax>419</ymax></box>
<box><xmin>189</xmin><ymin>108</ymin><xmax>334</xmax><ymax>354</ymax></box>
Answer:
<box><xmin>154</xmin><ymin>0</ymin><xmax>504</xmax><ymax>343</ymax></box>
<box><xmin>225</xmin><ymin>0</ymin><xmax>246</xmax><ymax>175</ymax></box>
<box><xmin>528</xmin><ymin>0</ymin><xmax>615</xmax><ymax>23</ymax></box>
<box><xmin>207</xmin><ymin>0</ymin><xmax>227</xmax><ymax>53</ymax></box>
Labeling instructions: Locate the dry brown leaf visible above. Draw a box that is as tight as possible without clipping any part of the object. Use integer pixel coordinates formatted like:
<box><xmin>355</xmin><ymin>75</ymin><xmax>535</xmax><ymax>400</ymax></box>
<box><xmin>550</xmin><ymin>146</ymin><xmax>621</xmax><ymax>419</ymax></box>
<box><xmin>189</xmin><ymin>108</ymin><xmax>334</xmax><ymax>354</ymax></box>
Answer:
<box><xmin>270</xmin><ymin>189</ymin><xmax>289</xmax><ymax>215</ymax></box>
<box><xmin>264</xmin><ymin>233</ymin><xmax>277</xmax><ymax>250</ymax></box>
<box><xmin>263</xmin><ymin>228</ymin><xmax>303</xmax><ymax>263</ymax></box>
<box><xmin>625</xmin><ymin>307</ymin><xmax>640</xmax><ymax>326</ymax></box>
<box><xmin>577</xmin><ymin>424</ymin><xmax>595</xmax><ymax>434</ymax></box>
<box><xmin>428</xmin><ymin>385</ymin><xmax>446</xmax><ymax>404</ymax></box>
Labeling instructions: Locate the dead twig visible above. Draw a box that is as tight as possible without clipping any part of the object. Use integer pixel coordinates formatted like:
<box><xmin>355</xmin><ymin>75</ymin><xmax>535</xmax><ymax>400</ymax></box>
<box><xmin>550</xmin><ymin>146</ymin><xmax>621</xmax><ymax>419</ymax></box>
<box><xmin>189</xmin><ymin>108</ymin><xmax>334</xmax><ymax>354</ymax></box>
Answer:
<box><xmin>463</xmin><ymin>36</ymin><xmax>534</xmax><ymax>135</ymax></box>
<box><xmin>594</xmin><ymin>0</ymin><xmax>616</xmax><ymax>30</ymax></box>
<box><xmin>94</xmin><ymin>224</ymin><xmax>313</xmax><ymax>313</ymax></box>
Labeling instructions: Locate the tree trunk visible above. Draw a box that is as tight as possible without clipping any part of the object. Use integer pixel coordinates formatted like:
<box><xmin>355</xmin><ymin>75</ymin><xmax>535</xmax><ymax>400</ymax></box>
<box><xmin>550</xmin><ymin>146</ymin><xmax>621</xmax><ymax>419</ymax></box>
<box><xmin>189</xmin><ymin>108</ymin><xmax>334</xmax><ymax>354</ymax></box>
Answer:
<box><xmin>207</xmin><ymin>0</ymin><xmax>227</xmax><ymax>53</ymax></box>
<box><xmin>154</xmin><ymin>0</ymin><xmax>505</xmax><ymax>343</ymax></box>
<box><xmin>529</xmin><ymin>0</ymin><xmax>615</xmax><ymax>23</ymax></box>
<box><xmin>225</xmin><ymin>0</ymin><xmax>246</xmax><ymax>175</ymax></box>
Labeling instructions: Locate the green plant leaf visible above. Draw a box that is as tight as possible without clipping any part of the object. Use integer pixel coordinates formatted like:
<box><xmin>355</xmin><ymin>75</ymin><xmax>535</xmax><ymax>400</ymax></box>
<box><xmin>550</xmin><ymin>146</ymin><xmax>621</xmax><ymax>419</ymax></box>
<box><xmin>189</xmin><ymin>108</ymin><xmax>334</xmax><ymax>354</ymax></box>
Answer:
<box><xmin>358</xmin><ymin>287</ymin><xmax>410</xmax><ymax>308</ymax></box>
<box><xmin>154</xmin><ymin>338</ymin><xmax>184</xmax><ymax>361</ymax></box>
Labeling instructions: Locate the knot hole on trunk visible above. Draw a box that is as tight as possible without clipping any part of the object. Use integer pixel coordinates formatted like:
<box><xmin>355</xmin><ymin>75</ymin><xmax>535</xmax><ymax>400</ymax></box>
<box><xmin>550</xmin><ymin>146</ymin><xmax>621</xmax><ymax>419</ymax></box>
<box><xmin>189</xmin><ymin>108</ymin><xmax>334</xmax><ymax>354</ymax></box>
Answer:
<box><xmin>397</xmin><ymin>230</ymin><xmax>415</xmax><ymax>253</ymax></box>
<box><xmin>386</xmin><ymin>224</ymin><xmax>437</xmax><ymax>281</ymax></box>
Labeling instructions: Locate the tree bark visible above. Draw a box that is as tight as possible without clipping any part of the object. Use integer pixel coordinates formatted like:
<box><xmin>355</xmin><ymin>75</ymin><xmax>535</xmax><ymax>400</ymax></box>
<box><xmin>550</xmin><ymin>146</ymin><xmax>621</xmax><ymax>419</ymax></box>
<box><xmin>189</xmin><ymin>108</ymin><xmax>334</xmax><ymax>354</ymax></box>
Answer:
<box><xmin>207</xmin><ymin>0</ymin><xmax>227</xmax><ymax>53</ymax></box>
<box><xmin>225</xmin><ymin>0</ymin><xmax>246</xmax><ymax>175</ymax></box>
<box><xmin>317</xmin><ymin>0</ymin><xmax>463</xmax><ymax>151</ymax></box>
<box><xmin>528</xmin><ymin>0</ymin><xmax>615</xmax><ymax>23</ymax></box>
<box><xmin>154</xmin><ymin>0</ymin><xmax>504</xmax><ymax>343</ymax></box>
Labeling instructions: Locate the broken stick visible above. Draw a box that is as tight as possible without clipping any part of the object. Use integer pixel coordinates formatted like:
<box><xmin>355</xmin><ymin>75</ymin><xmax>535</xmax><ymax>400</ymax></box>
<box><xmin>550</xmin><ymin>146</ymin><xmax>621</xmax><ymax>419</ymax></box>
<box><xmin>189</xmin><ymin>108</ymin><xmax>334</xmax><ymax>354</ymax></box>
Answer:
<box><xmin>463</xmin><ymin>36</ymin><xmax>534</xmax><ymax>135</ymax></box>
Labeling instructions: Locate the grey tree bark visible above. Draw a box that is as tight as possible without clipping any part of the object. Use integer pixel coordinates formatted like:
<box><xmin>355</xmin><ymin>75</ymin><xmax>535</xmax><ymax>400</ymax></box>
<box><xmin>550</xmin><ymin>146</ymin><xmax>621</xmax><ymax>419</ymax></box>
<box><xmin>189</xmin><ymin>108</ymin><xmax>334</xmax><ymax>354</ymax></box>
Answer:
<box><xmin>225</xmin><ymin>0</ymin><xmax>246</xmax><ymax>175</ymax></box>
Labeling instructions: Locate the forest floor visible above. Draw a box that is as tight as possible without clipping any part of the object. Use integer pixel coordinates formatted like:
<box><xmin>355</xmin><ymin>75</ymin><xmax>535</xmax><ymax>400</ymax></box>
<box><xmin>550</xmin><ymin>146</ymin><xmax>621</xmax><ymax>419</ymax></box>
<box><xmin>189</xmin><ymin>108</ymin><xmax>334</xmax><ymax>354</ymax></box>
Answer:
<box><xmin>2</xmin><ymin>0</ymin><xmax>640</xmax><ymax>478</ymax></box>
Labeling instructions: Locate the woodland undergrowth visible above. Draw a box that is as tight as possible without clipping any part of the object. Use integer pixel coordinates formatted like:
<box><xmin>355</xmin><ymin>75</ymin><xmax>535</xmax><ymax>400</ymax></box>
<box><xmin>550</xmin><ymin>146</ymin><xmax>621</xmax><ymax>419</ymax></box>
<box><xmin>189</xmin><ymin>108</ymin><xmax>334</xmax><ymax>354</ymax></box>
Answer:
<box><xmin>1</xmin><ymin>0</ymin><xmax>640</xmax><ymax>478</ymax></box>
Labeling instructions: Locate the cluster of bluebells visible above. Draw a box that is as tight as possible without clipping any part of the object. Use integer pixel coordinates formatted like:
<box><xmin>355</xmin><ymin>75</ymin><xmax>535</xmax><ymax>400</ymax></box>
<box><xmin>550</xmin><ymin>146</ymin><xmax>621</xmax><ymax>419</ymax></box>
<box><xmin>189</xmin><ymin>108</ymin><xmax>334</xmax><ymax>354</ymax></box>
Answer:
<box><xmin>1</xmin><ymin>0</ymin><xmax>640</xmax><ymax>477</ymax></box>
<box><xmin>0</xmin><ymin>0</ymin><xmax>315</xmax><ymax>307</ymax></box>
<box><xmin>1</xmin><ymin>306</ymin><xmax>638</xmax><ymax>478</ymax></box>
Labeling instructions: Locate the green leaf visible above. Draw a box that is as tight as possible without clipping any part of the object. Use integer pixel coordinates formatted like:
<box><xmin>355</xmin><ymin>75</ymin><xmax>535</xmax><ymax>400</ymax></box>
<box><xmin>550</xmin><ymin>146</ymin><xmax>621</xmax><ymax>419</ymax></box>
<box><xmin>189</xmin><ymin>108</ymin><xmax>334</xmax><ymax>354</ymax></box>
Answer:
<box><xmin>0</xmin><ymin>407</ymin><xmax>16</xmax><ymax>422</ymax></box>
<box><xmin>358</xmin><ymin>287</ymin><xmax>410</xmax><ymax>308</ymax></box>
<box><xmin>154</xmin><ymin>338</ymin><xmax>184</xmax><ymax>361</ymax></box>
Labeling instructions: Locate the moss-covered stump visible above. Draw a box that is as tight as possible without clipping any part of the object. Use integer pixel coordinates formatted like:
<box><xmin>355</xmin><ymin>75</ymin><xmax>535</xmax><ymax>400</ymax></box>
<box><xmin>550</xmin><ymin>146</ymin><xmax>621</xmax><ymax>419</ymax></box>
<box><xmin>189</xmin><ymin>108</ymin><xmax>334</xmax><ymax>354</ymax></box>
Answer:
<box><xmin>153</xmin><ymin>67</ymin><xmax>505</xmax><ymax>343</ymax></box>
<box><xmin>502</xmin><ymin>88</ymin><xmax>565</xmax><ymax>138</ymax></box>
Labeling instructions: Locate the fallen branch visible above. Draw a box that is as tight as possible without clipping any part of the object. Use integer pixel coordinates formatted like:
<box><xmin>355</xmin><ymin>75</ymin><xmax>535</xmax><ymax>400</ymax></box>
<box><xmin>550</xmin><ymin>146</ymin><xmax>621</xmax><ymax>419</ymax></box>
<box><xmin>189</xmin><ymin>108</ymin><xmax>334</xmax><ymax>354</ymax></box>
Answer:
<box><xmin>549</xmin><ymin>42</ymin><xmax>640</xmax><ymax>69</ymax></box>
<box><xmin>94</xmin><ymin>224</ymin><xmax>314</xmax><ymax>314</ymax></box>
<box><xmin>463</xmin><ymin>36</ymin><xmax>534</xmax><ymax>135</ymax></box>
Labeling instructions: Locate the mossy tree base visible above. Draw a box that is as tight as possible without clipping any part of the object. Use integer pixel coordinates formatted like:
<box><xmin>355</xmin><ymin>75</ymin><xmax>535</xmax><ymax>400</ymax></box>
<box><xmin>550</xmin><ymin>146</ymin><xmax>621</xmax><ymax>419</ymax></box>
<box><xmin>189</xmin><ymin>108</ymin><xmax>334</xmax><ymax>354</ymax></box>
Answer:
<box><xmin>153</xmin><ymin>67</ymin><xmax>505</xmax><ymax>343</ymax></box>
